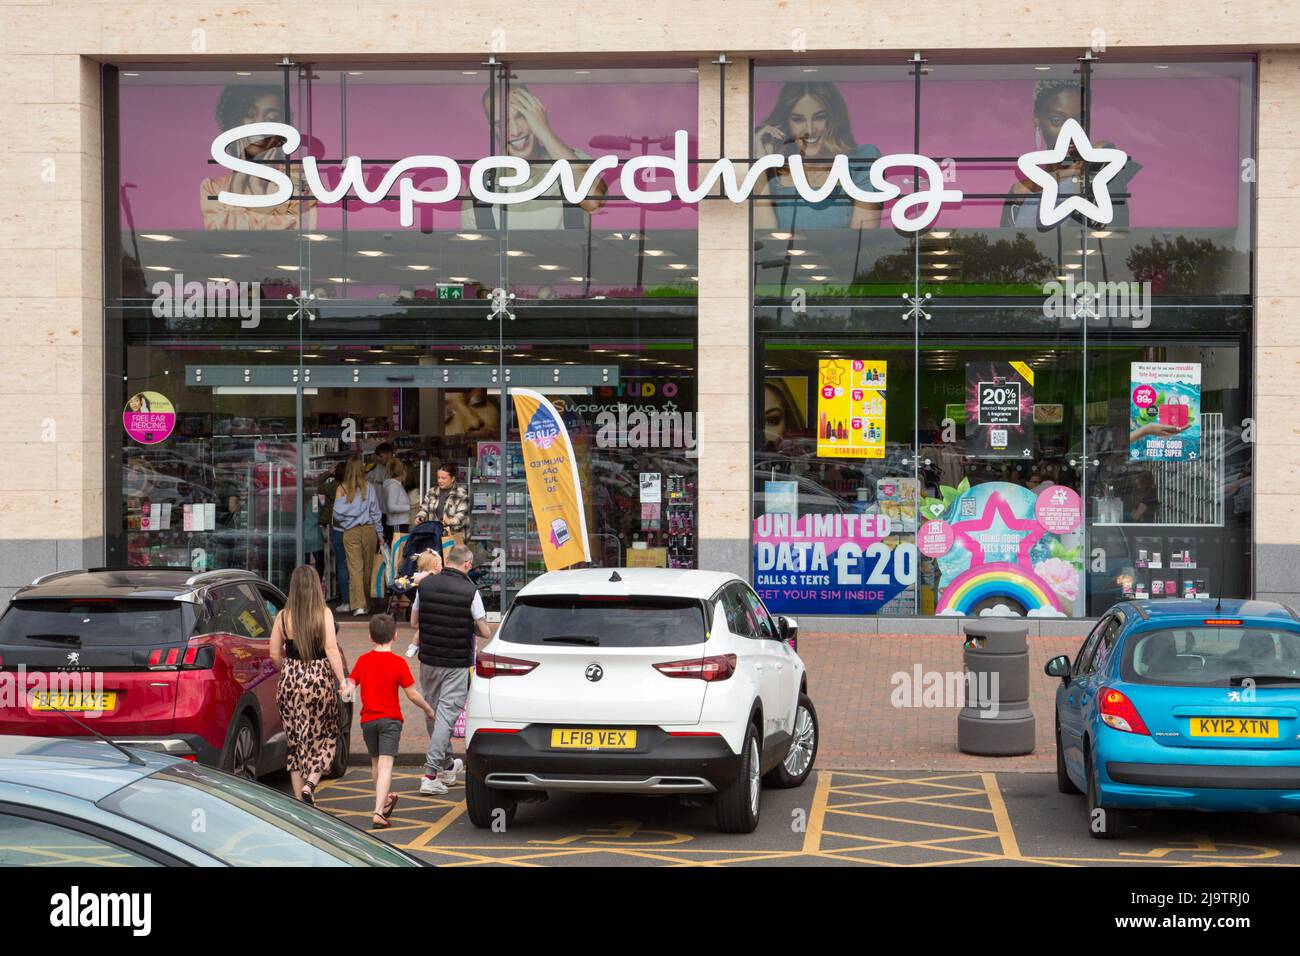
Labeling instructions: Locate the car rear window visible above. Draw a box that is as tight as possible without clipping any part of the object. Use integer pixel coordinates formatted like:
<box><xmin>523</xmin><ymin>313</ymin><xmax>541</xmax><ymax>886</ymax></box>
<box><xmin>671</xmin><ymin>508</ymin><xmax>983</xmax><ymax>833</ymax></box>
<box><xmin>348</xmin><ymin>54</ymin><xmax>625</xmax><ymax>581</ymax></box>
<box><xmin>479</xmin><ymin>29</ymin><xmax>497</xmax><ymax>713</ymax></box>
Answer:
<box><xmin>1122</xmin><ymin>626</ymin><xmax>1300</xmax><ymax>686</ymax></box>
<box><xmin>499</xmin><ymin>596</ymin><xmax>708</xmax><ymax>647</ymax></box>
<box><xmin>0</xmin><ymin>599</ymin><xmax>185</xmax><ymax>647</ymax></box>
<box><xmin>99</xmin><ymin>763</ymin><xmax>418</xmax><ymax>867</ymax></box>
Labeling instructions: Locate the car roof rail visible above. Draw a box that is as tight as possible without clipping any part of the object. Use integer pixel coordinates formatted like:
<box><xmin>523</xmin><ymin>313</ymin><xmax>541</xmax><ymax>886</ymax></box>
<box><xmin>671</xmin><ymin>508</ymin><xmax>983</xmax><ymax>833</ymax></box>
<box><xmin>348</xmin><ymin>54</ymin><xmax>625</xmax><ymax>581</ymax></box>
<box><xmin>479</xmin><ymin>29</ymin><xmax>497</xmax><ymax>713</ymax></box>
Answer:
<box><xmin>28</xmin><ymin>569</ymin><xmax>86</xmax><ymax>587</ymax></box>
<box><xmin>1129</xmin><ymin>601</ymin><xmax>1149</xmax><ymax>620</ymax></box>
<box><xmin>183</xmin><ymin>569</ymin><xmax>261</xmax><ymax>588</ymax></box>
<box><xmin>1284</xmin><ymin>604</ymin><xmax>1300</xmax><ymax>622</ymax></box>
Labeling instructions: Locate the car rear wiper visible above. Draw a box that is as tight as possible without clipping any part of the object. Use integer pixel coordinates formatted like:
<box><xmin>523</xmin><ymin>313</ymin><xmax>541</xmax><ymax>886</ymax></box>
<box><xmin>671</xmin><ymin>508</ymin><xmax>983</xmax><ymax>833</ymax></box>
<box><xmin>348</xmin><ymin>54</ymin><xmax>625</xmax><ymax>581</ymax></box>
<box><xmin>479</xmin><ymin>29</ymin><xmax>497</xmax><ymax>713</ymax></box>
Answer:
<box><xmin>541</xmin><ymin>635</ymin><xmax>600</xmax><ymax>645</ymax></box>
<box><xmin>24</xmin><ymin>633</ymin><xmax>82</xmax><ymax>645</ymax></box>
<box><xmin>1230</xmin><ymin>674</ymin><xmax>1300</xmax><ymax>686</ymax></box>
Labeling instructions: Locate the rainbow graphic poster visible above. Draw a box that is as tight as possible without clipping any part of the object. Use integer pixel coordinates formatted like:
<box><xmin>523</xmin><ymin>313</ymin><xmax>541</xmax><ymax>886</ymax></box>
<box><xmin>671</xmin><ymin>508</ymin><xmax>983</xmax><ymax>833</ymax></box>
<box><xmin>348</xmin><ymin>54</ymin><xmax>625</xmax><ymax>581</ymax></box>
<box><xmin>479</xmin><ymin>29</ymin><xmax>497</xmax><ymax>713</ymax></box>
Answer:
<box><xmin>925</xmin><ymin>481</ymin><xmax>1083</xmax><ymax>617</ymax></box>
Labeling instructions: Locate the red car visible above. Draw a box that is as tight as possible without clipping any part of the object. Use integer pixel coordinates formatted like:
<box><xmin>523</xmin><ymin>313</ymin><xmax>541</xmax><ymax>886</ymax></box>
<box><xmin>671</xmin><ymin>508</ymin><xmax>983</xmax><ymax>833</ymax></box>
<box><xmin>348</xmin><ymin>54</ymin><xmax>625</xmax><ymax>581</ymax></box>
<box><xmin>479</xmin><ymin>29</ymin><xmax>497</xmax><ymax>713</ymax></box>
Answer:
<box><xmin>0</xmin><ymin>568</ymin><xmax>351</xmax><ymax>780</ymax></box>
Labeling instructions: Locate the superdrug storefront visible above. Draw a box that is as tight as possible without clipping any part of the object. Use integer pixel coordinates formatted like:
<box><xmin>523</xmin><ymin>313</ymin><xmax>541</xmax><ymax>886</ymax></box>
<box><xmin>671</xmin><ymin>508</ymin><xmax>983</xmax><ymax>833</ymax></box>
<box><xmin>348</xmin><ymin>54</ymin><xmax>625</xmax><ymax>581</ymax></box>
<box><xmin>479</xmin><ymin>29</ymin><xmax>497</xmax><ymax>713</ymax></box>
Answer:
<box><xmin>105</xmin><ymin>54</ymin><xmax>1256</xmax><ymax>622</ymax></box>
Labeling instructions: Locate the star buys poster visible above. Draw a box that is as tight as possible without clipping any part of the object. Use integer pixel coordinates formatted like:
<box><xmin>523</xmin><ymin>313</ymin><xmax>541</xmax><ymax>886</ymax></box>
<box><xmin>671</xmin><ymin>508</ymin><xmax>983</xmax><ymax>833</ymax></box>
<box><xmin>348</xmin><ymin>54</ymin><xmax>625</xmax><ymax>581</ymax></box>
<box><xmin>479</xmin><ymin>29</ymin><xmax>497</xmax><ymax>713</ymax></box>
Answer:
<box><xmin>817</xmin><ymin>359</ymin><xmax>886</xmax><ymax>459</ymax></box>
<box><xmin>512</xmin><ymin>388</ymin><xmax>591</xmax><ymax>571</ymax></box>
<box><xmin>966</xmin><ymin>362</ymin><xmax>1034</xmax><ymax>459</ymax></box>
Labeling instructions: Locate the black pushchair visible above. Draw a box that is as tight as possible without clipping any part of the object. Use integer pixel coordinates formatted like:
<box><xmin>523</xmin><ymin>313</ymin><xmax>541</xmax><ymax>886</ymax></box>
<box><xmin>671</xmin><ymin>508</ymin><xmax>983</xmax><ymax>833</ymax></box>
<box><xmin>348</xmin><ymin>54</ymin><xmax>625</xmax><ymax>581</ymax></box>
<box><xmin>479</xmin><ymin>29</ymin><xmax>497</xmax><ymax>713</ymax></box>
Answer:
<box><xmin>386</xmin><ymin>520</ymin><xmax>445</xmax><ymax>617</ymax></box>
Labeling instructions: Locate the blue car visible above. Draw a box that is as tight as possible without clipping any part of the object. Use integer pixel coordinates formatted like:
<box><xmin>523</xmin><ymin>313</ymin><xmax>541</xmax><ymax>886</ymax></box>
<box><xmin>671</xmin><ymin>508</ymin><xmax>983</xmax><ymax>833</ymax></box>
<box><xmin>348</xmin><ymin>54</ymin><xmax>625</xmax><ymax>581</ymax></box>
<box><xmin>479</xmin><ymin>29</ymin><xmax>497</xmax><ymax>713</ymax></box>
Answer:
<box><xmin>1046</xmin><ymin>598</ymin><xmax>1300</xmax><ymax>839</ymax></box>
<box><xmin>0</xmin><ymin>736</ymin><xmax>422</xmax><ymax>866</ymax></box>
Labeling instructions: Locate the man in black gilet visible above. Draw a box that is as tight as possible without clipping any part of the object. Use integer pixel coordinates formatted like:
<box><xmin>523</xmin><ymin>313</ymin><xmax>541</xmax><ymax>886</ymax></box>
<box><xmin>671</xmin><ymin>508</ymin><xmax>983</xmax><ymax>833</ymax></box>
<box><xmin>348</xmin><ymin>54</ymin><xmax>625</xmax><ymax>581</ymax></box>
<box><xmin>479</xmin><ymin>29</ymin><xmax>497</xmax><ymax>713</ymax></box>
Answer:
<box><xmin>409</xmin><ymin>544</ymin><xmax>491</xmax><ymax>795</ymax></box>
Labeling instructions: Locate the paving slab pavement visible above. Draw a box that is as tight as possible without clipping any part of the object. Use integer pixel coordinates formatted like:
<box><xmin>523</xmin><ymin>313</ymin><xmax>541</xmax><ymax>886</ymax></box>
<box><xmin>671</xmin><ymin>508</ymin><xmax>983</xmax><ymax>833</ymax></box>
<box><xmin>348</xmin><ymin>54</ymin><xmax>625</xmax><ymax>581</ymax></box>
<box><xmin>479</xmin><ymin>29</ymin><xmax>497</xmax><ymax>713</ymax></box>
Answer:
<box><xmin>335</xmin><ymin>620</ymin><xmax>1086</xmax><ymax>773</ymax></box>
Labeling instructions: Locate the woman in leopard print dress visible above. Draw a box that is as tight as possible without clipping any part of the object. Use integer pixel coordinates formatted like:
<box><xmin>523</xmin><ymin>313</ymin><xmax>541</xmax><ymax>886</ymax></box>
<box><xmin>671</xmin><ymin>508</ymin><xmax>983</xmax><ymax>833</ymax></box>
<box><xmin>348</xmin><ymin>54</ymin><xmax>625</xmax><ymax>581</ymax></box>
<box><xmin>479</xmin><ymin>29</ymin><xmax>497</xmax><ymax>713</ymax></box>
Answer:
<box><xmin>271</xmin><ymin>565</ymin><xmax>347</xmax><ymax>804</ymax></box>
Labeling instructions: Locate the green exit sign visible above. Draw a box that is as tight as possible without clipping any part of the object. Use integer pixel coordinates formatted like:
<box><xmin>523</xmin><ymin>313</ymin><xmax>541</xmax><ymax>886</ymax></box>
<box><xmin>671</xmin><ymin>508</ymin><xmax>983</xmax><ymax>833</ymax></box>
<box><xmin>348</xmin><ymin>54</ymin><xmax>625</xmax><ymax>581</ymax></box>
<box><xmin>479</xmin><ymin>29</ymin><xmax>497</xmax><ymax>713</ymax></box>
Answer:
<box><xmin>436</xmin><ymin>283</ymin><xmax>464</xmax><ymax>300</ymax></box>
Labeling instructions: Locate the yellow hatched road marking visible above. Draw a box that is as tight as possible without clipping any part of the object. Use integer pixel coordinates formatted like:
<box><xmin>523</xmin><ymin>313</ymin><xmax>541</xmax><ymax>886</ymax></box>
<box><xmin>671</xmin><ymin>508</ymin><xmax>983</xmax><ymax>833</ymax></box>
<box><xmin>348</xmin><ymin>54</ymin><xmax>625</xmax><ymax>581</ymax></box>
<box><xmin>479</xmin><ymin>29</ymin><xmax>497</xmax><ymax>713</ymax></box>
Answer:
<box><xmin>981</xmin><ymin>772</ymin><xmax>1021</xmax><ymax>860</ymax></box>
<box><xmin>829</xmin><ymin>794</ymin><xmax>993</xmax><ymax>813</ymax></box>
<box><xmin>322</xmin><ymin>769</ymin><xmax>1297</xmax><ymax>868</ymax></box>
<box><xmin>825</xmin><ymin>809</ymin><xmax>995</xmax><ymax>836</ymax></box>
<box><xmin>405</xmin><ymin>803</ymin><xmax>466</xmax><ymax>849</ymax></box>
<box><xmin>800</xmin><ymin>769</ymin><xmax>832</xmax><ymax>854</ymax></box>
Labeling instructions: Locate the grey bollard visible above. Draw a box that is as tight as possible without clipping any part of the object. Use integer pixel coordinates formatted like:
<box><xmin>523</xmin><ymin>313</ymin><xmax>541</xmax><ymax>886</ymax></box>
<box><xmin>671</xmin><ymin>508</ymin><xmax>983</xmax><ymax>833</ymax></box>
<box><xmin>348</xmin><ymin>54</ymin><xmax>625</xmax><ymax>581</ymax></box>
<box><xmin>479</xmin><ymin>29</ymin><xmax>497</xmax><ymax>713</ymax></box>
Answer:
<box><xmin>957</xmin><ymin>619</ymin><xmax>1035</xmax><ymax>756</ymax></box>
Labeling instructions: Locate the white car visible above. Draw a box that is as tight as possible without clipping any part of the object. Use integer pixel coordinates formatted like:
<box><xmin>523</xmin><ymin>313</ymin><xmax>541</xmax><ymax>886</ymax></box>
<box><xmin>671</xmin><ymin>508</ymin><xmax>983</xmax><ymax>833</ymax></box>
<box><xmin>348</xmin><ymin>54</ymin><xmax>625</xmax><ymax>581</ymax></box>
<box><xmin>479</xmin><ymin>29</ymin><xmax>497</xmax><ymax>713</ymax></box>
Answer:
<box><xmin>464</xmin><ymin>568</ymin><xmax>818</xmax><ymax>833</ymax></box>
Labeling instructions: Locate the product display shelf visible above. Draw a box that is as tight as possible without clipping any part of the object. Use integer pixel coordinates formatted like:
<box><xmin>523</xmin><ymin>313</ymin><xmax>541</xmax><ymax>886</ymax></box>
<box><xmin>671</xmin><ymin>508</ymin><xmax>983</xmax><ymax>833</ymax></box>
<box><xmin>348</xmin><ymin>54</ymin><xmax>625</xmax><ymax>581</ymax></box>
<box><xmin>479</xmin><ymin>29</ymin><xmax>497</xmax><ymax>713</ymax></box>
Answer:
<box><xmin>1127</xmin><ymin>534</ymin><xmax>1211</xmax><ymax>601</ymax></box>
<box><xmin>467</xmin><ymin>442</ymin><xmax>538</xmax><ymax>601</ymax></box>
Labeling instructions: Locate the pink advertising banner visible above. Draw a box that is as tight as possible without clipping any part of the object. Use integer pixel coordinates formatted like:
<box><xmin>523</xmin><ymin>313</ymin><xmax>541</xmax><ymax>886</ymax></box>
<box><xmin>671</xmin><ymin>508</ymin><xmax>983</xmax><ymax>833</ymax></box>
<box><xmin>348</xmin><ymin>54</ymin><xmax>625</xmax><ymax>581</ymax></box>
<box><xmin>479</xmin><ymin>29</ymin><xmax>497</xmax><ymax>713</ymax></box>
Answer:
<box><xmin>120</xmin><ymin>81</ymin><xmax>701</xmax><ymax>232</ymax></box>
<box><xmin>753</xmin><ymin>75</ymin><xmax>1242</xmax><ymax>228</ymax></box>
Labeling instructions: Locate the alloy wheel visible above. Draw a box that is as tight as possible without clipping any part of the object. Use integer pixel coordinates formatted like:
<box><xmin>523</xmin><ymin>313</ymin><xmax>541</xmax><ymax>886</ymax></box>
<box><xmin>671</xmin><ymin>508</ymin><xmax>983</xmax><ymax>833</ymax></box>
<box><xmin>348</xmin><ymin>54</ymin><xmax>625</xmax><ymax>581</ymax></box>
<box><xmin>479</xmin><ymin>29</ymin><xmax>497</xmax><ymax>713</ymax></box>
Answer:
<box><xmin>747</xmin><ymin>737</ymin><xmax>761</xmax><ymax>817</ymax></box>
<box><xmin>783</xmin><ymin>705</ymin><xmax>816</xmax><ymax>777</ymax></box>
<box><xmin>231</xmin><ymin>725</ymin><xmax>256</xmax><ymax>780</ymax></box>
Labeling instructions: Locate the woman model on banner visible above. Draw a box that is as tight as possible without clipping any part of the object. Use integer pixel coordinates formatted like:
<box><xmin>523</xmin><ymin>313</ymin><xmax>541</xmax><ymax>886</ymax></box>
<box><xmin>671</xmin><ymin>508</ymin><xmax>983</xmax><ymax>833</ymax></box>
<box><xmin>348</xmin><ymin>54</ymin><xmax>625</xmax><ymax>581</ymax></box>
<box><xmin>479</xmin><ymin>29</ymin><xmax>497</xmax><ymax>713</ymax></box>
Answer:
<box><xmin>200</xmin><ymin>85</ymin><xmax>317</xmax><ymax>231</ymax></box>
<box><xmin>414</xmin><ymin>463</ymin><xmax>471</xmax><ymax>554</ymax></box>
<box><xmin>460</xmin><ymin>84</ymin><xmax>608</xmax><ymax>231</ymax></box>
<box><xmin>1001</xmin><ymin>78</ymin><xmax>1140</xmax><ymax>229</ymax></box>
<box><xmin>443</xmin><ymin>388</ymin><xmax>500</xmax><ymax>440</ymax></box>
<box><xmin>332</xmin><ymin>456</ymin><xmax>384</xmax><ymax>617</ymax></box>
<box><xmin>763</xmin><ymin>377</ymin><xmax>808</xmax><ymax>452</ymax></box>
<box><xmin>752</xmin><ymin>82</ymin><xmax>883</xmax><ymax>230</ymax></box>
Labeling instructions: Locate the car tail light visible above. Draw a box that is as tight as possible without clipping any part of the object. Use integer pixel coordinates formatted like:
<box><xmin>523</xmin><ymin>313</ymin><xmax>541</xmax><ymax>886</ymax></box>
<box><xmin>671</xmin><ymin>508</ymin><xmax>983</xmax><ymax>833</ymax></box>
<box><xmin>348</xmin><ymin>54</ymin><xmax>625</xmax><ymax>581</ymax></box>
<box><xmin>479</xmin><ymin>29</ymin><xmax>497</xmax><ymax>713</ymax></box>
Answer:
<box><xmin>654</xmin><ymin>654</ymin><xmax>737</xmax><ymax>682</ymax></box>
<box><xmin>474</xmin><ymin>727</ymin><xmax>521</xmax><ymax>734</ymax></box>
<box><xmin>1204</xmin><ymin>619</ymin><xmax>1243</xmax><ymax>626</ymax></box>
<box><xmin>1099</xmin><ymin>688</ymin><xmax>1150</xmax><ymax>735</ymax></box>
<box><xmin>475</xmin><ymin>653</ymin><xmax>539</xmax><ymax>679</ymax></box>
<box><xmin>150</xmin><ymin>643</ymin><xmax>215</xmax><ymax>671</ymax></box>
<box><xmin>179</xmin><ymin>643</ymin><xmax>215</xmax><ymax>670</ymax></box>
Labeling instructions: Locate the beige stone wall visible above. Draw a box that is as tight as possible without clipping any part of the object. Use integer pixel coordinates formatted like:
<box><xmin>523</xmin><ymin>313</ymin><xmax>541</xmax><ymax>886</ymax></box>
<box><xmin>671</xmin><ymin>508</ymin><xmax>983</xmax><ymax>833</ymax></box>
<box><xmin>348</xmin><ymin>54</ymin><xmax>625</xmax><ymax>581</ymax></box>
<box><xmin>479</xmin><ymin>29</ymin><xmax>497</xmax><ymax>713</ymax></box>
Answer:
<box><xmin>1256</xmin><ymin>51</ymin><xmax>1300</xmax><ymax>552</ymax></box>
<box><xmin>2</xmin><ymin>1</ymin><xmax>1298</xmax><ymax>57</ymax></box>
<box><xmin>697</xmin><ymin>56</ymin><xmax>752</xmax><ymax>556</ymax></box>
<box><xmin>0</xmin><ymin>53</ymin><xmax>102</xmax><ymax>548</ymax></box>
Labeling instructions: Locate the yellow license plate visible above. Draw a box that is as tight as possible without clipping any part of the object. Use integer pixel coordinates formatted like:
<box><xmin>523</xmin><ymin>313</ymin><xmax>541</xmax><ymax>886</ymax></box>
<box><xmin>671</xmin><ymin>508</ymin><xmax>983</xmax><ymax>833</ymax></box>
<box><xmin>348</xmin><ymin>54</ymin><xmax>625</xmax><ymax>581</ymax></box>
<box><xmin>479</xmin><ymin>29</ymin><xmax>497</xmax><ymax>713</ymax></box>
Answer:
<box><xmin>30</xmin><ymin>692</ymin><xmax>116</xmax><ymax>712</ymax></box>
<box><xmin>1189</xmin><ymin>717</ymin><xmax>1277</xmax><ymax>738</ymax></box>
<box><xmin>550</xmin><ymin>728</ymin><xmax>637</xmax><ymax>750</ymax></box>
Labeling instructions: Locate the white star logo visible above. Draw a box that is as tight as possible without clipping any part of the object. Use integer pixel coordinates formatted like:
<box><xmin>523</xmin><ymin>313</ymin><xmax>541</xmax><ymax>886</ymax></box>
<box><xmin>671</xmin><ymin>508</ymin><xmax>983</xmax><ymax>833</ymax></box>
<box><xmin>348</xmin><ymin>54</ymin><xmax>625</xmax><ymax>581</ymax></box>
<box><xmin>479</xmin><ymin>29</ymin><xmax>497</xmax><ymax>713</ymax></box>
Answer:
<box><xmin>1017</xmin><ymin>118</ymin><xmax>1128</xmax><ymax>228</ymax></box>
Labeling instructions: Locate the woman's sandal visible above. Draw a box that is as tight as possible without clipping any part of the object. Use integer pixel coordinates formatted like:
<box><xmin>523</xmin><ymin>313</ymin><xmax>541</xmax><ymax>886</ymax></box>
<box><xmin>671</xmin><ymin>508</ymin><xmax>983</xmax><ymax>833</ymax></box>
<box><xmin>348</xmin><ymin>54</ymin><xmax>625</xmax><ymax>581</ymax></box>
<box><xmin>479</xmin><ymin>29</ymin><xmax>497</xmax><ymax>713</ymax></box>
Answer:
<box><xmin>382</xmin><ymin>793</ymin><xmax>399</xmax><ymax>819</ymax></box>
<box><xmin>301</xmin><ymin>780</ymin><xmax>317</xmax><ymax>806</ymax></box>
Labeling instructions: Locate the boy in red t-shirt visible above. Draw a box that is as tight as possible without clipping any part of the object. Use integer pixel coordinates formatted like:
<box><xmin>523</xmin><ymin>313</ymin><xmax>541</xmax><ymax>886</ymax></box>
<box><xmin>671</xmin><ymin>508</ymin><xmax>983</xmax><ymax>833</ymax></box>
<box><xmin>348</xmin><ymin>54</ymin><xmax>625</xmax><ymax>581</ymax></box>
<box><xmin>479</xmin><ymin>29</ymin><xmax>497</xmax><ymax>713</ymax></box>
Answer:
<box><xmin>346</xmin><ymin>614</ymin><xmax>436</xmax><ymax>828</ymax></box>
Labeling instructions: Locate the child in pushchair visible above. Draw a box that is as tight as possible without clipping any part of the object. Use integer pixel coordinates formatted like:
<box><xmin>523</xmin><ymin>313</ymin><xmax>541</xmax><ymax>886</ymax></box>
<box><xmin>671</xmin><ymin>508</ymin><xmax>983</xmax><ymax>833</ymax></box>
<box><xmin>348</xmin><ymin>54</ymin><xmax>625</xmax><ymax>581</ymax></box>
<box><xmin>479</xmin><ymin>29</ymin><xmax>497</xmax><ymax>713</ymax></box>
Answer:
<box><xmin>386</xmin><ymin>520</ymin><xmax>444</xmax><ymax>618</ymax></box>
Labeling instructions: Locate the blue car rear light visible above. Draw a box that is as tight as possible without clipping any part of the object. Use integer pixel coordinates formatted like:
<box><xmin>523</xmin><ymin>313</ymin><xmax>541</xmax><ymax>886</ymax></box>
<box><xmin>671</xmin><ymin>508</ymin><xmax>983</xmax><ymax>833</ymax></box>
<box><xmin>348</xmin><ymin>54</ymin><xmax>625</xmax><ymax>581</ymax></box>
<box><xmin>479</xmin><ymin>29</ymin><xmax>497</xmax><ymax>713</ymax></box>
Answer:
<box><xmin>1099</xmin><ymin>688</ymin><xmax>1150</xmax><ymax>735</ymax></box>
